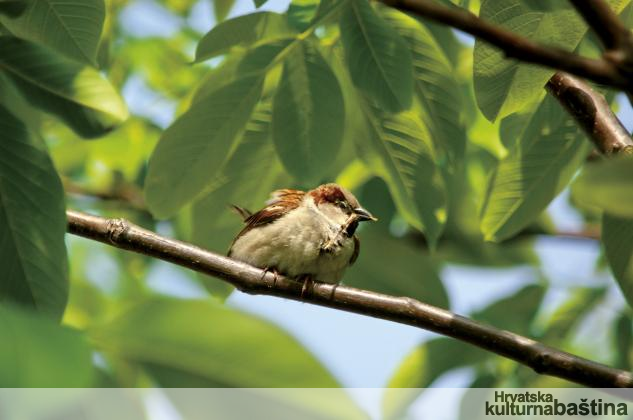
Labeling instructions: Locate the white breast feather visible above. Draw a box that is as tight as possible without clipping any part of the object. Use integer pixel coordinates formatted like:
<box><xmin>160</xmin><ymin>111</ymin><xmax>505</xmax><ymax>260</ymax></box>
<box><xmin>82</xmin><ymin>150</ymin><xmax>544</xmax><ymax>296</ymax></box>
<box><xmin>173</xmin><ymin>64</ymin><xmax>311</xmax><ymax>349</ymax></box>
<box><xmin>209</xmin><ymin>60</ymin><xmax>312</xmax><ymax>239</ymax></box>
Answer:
<box><xmin>229</xmin><ymin>197</ymin><xmax>356</xmax><ymax>283</ymax></box>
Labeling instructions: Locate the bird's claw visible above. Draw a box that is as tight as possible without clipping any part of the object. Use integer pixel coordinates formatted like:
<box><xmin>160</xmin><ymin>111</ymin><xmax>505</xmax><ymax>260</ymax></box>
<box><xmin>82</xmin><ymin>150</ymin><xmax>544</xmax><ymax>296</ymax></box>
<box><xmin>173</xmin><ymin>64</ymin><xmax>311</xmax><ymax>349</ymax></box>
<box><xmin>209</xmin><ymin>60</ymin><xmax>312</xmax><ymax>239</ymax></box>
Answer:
<box><xmin>300</xmin><ymin>275</ymin><xmax>314</xmax><ymax>298</ymax></box>
<box><xmin>261</xmin><ymin>267</ymin><xmax>279</xmax><ymax>287</ymax></box>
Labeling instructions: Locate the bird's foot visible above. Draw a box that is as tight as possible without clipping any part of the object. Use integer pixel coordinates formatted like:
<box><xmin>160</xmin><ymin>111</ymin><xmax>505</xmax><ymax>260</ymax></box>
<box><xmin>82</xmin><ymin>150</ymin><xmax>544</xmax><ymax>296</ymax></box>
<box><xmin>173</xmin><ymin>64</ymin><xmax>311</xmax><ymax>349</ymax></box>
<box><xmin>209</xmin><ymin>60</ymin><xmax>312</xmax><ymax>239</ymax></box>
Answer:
<box><xmin>300</xmin><ymin>275</ymin><xmax>314</xmax><ymax>298</ymax></box>
<box><xmin>261</xmin><ymin>267</ymin><xmax>280</xmax><ymax>287</ymax></box>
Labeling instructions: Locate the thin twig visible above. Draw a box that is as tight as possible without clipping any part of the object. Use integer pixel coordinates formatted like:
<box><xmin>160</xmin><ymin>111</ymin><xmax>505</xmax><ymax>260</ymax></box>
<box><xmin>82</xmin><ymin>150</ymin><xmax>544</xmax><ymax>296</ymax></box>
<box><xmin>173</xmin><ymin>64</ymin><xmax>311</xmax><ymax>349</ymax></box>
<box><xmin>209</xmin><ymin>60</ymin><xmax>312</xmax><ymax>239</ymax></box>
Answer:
<box><xmin>66</xmin><ymin>209</ymin><xmax>633</xmax><ymax>388</ymax></box>
<box><xmin>381</xmin><ymin>0</ymin><xmax>631</xmax><ymax>90</ymax></box>
<box><xmin>63</xmin><ymin>177</ymin><xmax>146</xmax><ymax>210</ymax></box>
<box><xmin>546</xmin><ymin>72</ymin><xmax>633</xmax><ymax>155</ymax></box>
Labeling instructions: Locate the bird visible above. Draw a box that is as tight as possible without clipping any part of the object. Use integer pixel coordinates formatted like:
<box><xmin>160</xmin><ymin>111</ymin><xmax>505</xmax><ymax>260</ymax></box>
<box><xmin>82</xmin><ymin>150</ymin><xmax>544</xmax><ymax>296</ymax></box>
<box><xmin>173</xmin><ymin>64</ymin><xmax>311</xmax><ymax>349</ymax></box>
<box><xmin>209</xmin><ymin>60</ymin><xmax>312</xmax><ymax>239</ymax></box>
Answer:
<box><xmin>228</xmin><ymin>183</ymin><xmax>376</xmax><ymax>286</ymax></box>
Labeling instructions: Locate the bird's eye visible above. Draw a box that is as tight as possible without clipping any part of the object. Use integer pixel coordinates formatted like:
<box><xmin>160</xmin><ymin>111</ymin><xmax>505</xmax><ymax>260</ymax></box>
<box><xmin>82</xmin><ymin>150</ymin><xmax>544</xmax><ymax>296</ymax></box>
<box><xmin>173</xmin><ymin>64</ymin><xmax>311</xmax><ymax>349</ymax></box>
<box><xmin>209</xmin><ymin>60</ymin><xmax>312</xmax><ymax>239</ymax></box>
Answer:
<box><xmin>336</xmin><ymin>200</ymin><xmax>348</xmax><ymax>209</ymax></box>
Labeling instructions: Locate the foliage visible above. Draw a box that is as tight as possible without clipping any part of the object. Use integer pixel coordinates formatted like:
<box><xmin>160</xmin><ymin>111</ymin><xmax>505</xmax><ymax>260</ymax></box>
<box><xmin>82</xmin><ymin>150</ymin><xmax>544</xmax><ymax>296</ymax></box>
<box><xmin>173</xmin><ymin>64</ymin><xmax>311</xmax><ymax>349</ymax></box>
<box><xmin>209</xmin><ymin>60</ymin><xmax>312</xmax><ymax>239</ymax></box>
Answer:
<box><xmin>0</xmin><ymin>0</ymin><xmax>632</xmax><ymax>416</ymax></box>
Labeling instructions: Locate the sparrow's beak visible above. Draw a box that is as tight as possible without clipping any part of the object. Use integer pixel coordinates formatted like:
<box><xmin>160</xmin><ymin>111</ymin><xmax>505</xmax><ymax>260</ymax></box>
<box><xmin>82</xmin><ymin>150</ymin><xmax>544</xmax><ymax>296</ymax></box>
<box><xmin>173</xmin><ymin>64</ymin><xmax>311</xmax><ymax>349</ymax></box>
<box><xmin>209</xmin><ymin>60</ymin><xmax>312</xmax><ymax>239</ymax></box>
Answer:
<box><xmin>354</xmin><ymin>207</ymin><xmax>377</xmax><ymax>222</ymax></box>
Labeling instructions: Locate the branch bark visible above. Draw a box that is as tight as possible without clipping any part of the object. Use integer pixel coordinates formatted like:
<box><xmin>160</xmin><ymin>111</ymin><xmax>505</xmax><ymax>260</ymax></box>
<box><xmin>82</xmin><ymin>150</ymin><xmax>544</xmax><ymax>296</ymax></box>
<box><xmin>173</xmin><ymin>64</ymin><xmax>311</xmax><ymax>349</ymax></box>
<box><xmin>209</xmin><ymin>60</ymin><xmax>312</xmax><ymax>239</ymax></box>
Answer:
<box><xmin>381</xmin><ymin>0</ymin><xmax>632</xmax><ymax>91</ymax></box>
<box><xmin>66</xmin><ymin>209</ymin><xmax>633</xmax><ymax>388</ymax></box>
<box><xmin>546</xmin><ymin>72</ymin><xmax>633</xmax><ymax>155</ymax></box>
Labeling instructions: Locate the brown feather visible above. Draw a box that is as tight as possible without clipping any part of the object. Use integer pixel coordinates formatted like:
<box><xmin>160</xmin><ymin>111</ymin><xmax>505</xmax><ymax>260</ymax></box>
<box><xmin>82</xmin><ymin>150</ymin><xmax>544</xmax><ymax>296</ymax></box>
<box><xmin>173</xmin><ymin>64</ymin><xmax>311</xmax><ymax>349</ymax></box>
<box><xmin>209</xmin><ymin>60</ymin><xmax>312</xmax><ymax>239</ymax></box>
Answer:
<box><xmin>228</xmin><ymin>189</ymin><xmax>306</xmax><ymax>256</ymax></box>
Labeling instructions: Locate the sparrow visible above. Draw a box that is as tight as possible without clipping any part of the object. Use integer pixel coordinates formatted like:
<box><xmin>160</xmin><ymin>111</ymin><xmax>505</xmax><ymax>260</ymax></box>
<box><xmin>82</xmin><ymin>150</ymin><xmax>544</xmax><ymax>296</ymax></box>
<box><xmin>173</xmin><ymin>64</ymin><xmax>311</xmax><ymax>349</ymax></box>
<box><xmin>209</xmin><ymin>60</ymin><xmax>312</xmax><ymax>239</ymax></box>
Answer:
<box><xmin>228</xmin><ymin>183</ymin><xmax>376</xmax><ymax>284</ymax></box>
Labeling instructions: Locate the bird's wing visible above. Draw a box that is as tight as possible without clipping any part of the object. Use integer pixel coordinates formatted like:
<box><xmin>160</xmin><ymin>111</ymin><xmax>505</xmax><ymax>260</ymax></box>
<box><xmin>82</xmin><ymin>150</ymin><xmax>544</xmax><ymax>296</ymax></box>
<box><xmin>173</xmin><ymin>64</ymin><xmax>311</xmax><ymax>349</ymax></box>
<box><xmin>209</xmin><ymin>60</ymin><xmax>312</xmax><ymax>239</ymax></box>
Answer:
<box><xmin>265</xmin><ymin>189</ymin><xmax>306</xmax><ymax>205</ymax></box>
<box><xmin>228</xmin><ymin>189</ymin><xmax>306</xmax><ymax>255</ymax></box>
<box><xmin>350</xmin><ymin>235</ymin><xmax>360</xmax><ymax>266</ymax></box>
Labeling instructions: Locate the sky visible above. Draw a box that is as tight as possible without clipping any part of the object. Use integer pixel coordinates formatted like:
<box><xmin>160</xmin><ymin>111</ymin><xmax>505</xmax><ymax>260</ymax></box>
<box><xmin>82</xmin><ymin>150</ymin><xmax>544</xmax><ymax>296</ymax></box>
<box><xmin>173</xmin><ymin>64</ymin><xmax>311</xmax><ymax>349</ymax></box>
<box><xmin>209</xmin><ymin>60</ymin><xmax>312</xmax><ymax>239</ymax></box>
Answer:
<box><xmin>111</xmin><ymin>0</ymin><xmax>631</xmax><ymax>417</ymax></box>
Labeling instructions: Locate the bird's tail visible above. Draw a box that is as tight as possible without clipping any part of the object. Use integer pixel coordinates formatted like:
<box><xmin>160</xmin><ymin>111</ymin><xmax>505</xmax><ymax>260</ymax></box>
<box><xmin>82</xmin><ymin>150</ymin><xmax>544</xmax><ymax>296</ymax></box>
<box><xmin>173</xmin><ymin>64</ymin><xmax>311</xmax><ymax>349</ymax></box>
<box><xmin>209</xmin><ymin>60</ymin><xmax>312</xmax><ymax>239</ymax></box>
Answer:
<box><xmin>229</xmin><ymin>204</ymin><xmax>252</xmax><ymax>221</ymax></box>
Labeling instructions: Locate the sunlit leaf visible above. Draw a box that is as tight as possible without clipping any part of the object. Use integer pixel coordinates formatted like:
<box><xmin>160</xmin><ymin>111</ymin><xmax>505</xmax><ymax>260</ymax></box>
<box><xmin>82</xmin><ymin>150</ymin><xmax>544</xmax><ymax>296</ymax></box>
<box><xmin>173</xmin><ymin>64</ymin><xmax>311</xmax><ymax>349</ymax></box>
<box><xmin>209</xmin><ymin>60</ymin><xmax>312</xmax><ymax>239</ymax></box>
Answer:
<box><xmin>145</xmin><ymin>75</ymin><xmax>263</xmax><ymax>218</ymax></box>
<box><xmin>0</xmin><ymin>36</ymin><xmax>128</xmax><ymax>138</ymax></box>
<box><xmin>473</xmin><ymin>0</ymin><xmax>630</xmax><ymax>121</ymax></box>
<box><xmin>362</xmin><ymin>103</ymin><xmax>446</xmax><ymax>247</ymax></box>
<box><xmin>0</xmin><ymin>105</ymin><xmax>68</xmax><ymax>319</ymax></box>
<box><xmin>481</xmin><ymin>96</ymin><xmax>591</xmax><ymax>241</ymax></box>
<box><xmin>272</xmin><ymin>39</ymin><xmax>344</xmax><ymax>184</ymax></box>
<box><xmin>195</xmin><ymin>12</ymin><xmax>296</xmax><ymax>62</ymax></box>
<box><xmin>91</xmin><ymin>297</ymin><xmax>343</xmax><ymax>387</ymax></box>
<box><xmin>603</xmin><ymin>214</ymin><xmax>633</xmax><ymax>309</ymax></box>
<box><xmin>339</xmin><ymin>0</ymin><xmax>413</xmax><ymax>113</ymax></box>
<box><xmin>377</xmin><ymin>4</ymin><xmax>466</xmax><ymax>174</ymax></box>
<box><xmin>572</xmin><ymin>155</ymin><xmax>633</xmax><ymax>217</ymax></box>
<box><xmin>0</xmin><ymin>304</ymin><xmax>93</xmax><ymax>386</ymax></box>
<box><xmin>0</xmin><ymin>0</ymin><xmax>105</xmax><ymax>65</ymax></box>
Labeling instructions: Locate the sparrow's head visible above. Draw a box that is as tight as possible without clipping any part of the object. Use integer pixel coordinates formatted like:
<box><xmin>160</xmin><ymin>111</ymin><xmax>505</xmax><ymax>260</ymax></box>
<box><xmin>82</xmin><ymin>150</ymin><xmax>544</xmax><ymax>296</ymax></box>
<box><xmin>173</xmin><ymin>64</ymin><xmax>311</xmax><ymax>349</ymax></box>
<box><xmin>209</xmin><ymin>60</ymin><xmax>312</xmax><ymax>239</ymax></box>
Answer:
<box><xmin>310</xmin><ymin>183</ymin><xmax>377</xmax><ymax>227</ymax></box>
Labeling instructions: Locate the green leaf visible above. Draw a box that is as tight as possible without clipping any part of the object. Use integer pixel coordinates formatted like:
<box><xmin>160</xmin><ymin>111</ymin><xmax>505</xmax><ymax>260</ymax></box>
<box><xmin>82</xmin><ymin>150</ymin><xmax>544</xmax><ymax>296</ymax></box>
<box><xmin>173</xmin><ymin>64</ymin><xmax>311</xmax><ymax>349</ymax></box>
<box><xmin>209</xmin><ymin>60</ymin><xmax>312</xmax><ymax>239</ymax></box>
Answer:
<box><xmin>0</xmin><ymin>36</ymin><xmax>128</xmax><ymax>138</ymax></box>
<box><xmin>159</xmin><ymin>386</ymin><xmax>366</xmax><ymax>420</ymax></box>
<box><xmin>0</xmin><ymin>71</ymin><xmax>40</xmax><ymax>128</ymax></box>
<box><xmin>344</xmin><ymin>228</ymin><xmax>448</xmax><ymax>306</ymax></box>
<box><xmin>603</xmin><ymin>214</ymin><xmax>633</xmax><ymax>309</ymax></box>
<box><xmin>0</xmin><ymin>1</ymin><xmax>27</xmax><ymax>17</ymax></box>
<box><xmin>614</xmin><ymin>312</ymin><xmax>632</xmax><ymax>370</ymax></box>
<box><xmin>145</xmin><ymin>75</ymin><xmax>263</xmax><ymax>218</ymax></box>
<box><xmin>572</xmin><ymin>155</ymin><xmax>633</xmax><ymax>217</ymax></box>
<box><xmin>195</xmin><ymin>12</ymin><xmax>296</xmax><ymax>62</ymax></box>
<box><xmin>254</xmin><ymin>0</ymin><xmax>268</xmax><ymax>6</ymax></box>
<box><xmin>272</xmin><ymin>40</ymin><xmax>344</xmax><ymax>184</ymax></box>
<box><xmin>91</xmin><ymin>297</ymin><xmax>343</xmax><ymax>387</ymax></box>
<box><xmin>377</xmin><ymin>5</ymin><xmax>466</xmax><ymax>174</ymax></box>
<box><xmin>481</xmin><ymin>96</ymin><xmax>591</xmax><ymax>241</ymax></box>
<box><xmin>339</xmin><ymin>0</ymin><xmax>413</xmax><ymax>113</ymax></box>
<box><xmin>0</xmin><ymin>105</ymin><xmax>68</xmax><ymax>319</ymax></box>
<box><xmin>499</xmin><ymin>111</ymin><xmax>532</xmax><ymax>150</ymax></box>
<box><xmin>473</xmin><ymin>284</ymin><xmax>545</xmax><ymax>335</ymax></box>
<box><xmin>193</xmin><ymin>39</ymin><xmax>292</xmax><ymax>102</ymax></box>
<box><xmin>213</xmin><ymin>0</ymin><xmax>235</xmax><ymax>22</ymax></box>
<box><xmin>473</xmin><ymin>0</ymin><xmax>630</xmax><ymax>121</ymax></box>
<box><xmin>362</xmin><ymin>103</ymin><xmax>446</xmax><ymax>247</ymax></box>
<box><xmin>0</xmin><ymin>0</ymin><xmax>105</xmax><ymax>65</ymax></box>
<box><xmin>0</xmin><ymin>304</ymin><xmax>93</xmax><ymax>386</ymax></box>
<box><xmin>191</xmin><ymin>101</ymin><xmax>286</xmax><ymax>300</ymax></box>
<box><xmin>287</xmin><ymin>0</ymin><xmax>319</xmax><ymax>31</ymax></box>
<box><xmin>538</xmin><ymin>287</ymin><xmax>606</xmax><ymax>344</ymax></box>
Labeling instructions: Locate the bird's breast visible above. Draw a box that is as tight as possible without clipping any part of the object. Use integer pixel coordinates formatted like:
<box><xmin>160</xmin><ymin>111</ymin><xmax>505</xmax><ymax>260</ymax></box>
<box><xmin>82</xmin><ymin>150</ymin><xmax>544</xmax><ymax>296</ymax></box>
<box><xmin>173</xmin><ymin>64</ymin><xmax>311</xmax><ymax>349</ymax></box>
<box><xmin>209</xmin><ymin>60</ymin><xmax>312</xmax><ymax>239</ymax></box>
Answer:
<box><xmin>229</xmin><ymin>206</ymin><xmax>355</xmax><ymax>282</ymax></box>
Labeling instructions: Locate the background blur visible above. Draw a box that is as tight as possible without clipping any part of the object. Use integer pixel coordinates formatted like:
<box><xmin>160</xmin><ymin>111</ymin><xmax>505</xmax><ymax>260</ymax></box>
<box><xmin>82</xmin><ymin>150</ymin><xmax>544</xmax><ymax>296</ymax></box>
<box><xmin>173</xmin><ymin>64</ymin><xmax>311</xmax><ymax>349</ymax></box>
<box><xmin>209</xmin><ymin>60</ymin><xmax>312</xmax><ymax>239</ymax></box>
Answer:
<box><xmin>43</xmin><ymin>0</ymin><xmax>633</xmax><ymax>417</ymax></box>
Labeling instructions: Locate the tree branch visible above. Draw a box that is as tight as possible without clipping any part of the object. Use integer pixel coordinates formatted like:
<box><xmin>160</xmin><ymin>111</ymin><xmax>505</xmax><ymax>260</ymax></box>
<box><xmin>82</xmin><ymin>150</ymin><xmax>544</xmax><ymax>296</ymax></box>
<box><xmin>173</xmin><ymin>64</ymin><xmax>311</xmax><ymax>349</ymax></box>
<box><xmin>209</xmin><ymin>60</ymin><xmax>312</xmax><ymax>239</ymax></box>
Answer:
<box><xmin>568</xmin><ymin>0</ymin><xmax>633</xmax><ymax>52</ymax></box>
<box><xmin>546</xmin><ymin>72</ymin><xmax>633</xmax><ymax>155</ymax></box>
<box><xmin>66</xmin><ymin>209</ymin><xmax>633</xmax><ymax>388</ymax></box>
<box><xmin>382</xmin><ymin>0</ymin><xmax>632</xmax><ymax>90</ymax></box>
